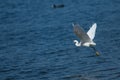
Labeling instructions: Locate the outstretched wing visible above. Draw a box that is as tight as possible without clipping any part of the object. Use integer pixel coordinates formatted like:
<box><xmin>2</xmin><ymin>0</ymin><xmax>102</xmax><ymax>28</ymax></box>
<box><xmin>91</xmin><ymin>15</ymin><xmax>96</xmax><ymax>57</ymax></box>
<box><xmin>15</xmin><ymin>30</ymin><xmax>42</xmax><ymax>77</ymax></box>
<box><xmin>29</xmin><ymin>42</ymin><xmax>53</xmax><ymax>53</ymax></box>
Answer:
<box><xmin>73</xmin><ymin>23</ymin><xmax>91</xmax><ymax>43</ymax></box>
<box><xmin>87</xmin><ymin>23</ymin><xmax>97</xmax><ymax>40</ymax></box>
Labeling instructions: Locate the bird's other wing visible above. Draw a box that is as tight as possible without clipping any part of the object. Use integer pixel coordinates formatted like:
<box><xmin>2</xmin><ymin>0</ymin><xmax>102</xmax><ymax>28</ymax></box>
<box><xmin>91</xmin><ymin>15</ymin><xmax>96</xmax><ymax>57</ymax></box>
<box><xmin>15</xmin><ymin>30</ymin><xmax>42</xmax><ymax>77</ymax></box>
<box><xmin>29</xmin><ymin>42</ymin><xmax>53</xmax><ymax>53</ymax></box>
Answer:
<box><xmin>87</xmin><ymin>23</ymin><xmax>97</xmax><ymax>40</ymax></box>
<box><xmin>72</xmin><ymin>23</ymin><xmax>91</xmax><ymax>43</ymax></box>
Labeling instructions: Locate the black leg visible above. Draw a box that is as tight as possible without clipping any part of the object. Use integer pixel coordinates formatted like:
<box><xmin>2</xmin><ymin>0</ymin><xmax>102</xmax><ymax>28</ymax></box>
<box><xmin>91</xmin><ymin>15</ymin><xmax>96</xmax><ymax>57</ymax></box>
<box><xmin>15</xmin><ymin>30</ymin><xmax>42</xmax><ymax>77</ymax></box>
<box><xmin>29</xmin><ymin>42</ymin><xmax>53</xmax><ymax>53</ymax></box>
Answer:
<box><xmin>90</xmin><ymin>46</ymin><xmax>100</xmax><ymax>56</ymax></box>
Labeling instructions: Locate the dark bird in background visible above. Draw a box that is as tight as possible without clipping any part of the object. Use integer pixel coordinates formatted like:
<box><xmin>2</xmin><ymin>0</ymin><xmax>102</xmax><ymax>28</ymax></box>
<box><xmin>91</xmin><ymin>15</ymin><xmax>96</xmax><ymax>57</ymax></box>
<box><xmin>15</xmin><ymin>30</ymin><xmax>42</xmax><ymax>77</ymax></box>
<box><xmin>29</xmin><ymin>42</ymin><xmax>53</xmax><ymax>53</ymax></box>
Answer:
<box><xmin>52</xmin><ymin>4</ymin><xmax>64</xmax><ymax>8</ymax></box>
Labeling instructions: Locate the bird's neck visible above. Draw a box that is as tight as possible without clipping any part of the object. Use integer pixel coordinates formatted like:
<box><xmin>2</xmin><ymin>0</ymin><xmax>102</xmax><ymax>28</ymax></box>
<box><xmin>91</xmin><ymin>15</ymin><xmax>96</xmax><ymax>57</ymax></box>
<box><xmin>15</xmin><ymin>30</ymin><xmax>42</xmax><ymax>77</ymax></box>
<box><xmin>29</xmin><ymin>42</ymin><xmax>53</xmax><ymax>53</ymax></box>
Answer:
<box><xmin>74</xmin><ymin>40</ymin><xmax>81</xmax><ymax>46</ymax></box>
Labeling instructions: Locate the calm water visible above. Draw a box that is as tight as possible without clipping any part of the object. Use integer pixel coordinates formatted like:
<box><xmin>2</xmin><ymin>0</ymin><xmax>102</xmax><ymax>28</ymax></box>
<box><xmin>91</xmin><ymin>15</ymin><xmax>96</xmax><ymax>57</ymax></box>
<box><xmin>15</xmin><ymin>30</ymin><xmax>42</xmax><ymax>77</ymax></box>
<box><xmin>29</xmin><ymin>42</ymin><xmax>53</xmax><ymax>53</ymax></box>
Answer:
<box><xmin>0</xmin><ymin>0</ymin><xmax>120</xmax><ymax>80</ymax></box>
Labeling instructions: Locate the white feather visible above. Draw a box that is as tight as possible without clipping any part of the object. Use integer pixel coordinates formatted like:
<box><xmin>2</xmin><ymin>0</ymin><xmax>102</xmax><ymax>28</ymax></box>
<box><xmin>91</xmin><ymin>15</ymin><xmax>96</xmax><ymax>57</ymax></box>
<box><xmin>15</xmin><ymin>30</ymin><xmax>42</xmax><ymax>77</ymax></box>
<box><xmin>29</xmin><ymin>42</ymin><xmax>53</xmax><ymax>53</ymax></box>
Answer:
<box><xmin>87</xmin><ymin>23</ymin><xmax>97</xmax><ymax>40</ymax></box>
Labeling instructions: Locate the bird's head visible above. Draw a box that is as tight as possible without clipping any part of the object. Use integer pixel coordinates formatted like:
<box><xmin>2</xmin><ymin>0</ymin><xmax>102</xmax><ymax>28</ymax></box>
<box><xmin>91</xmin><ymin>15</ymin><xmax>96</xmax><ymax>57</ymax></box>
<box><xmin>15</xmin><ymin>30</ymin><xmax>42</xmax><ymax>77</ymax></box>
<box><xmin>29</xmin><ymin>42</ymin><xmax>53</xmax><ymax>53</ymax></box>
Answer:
<box><xmin>73</xmin><ymin>40</ymin><xmax>78</xmax><ymax>43</ymax></box>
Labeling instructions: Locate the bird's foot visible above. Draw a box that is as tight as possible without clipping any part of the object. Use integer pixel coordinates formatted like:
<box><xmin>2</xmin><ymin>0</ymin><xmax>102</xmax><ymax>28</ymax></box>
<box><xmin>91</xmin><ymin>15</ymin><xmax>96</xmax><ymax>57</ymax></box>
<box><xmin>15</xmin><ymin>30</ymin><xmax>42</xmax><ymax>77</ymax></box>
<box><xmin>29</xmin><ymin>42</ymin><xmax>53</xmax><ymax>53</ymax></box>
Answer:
<box><xmin>96</xmin><ymin>51</ymin><xmax>100</xmax><ymax>56</ymax></box>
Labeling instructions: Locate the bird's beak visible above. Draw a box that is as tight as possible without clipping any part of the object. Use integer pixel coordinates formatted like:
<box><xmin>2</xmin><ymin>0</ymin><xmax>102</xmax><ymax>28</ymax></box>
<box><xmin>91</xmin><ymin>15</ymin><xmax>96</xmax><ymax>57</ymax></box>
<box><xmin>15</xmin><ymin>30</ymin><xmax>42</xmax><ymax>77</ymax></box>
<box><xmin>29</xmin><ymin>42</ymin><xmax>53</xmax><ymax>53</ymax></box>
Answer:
<box><xmin>72</xmin><ymin>23</ymin><xmax>75</xmax><ymax>26</ymax></box>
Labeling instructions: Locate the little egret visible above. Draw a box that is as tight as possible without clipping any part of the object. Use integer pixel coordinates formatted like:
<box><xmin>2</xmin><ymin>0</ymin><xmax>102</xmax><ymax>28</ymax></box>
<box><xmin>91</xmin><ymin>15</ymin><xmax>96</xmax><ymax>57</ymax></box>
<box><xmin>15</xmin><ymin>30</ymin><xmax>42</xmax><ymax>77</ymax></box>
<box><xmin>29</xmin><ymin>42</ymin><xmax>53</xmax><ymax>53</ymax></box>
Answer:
<box><xmin>73</xmin><ymin>23</ymin><xmax>100</xmax><ymax>56</ymax></box>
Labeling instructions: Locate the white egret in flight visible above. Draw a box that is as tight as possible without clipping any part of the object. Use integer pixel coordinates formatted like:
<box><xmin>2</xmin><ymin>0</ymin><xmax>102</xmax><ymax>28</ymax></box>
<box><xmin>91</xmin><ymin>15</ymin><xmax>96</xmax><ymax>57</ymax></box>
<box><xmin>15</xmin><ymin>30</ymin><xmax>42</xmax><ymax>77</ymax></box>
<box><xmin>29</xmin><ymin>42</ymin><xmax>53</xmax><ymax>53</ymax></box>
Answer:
<box><xmin>73</xmin><ymin>23</ymin><xmax>100</xmax><ymax>56</ymax></box>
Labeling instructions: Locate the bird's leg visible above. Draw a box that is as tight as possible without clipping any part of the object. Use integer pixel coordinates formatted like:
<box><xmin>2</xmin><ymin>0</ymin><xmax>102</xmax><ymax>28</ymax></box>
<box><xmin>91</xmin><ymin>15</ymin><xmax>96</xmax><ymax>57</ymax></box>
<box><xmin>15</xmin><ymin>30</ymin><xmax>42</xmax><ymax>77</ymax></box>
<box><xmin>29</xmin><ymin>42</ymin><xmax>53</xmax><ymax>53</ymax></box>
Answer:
<box><xmin>90</xmin><ymin>46</ymin><xmax>100</xmax><ymax>56</ymax></box>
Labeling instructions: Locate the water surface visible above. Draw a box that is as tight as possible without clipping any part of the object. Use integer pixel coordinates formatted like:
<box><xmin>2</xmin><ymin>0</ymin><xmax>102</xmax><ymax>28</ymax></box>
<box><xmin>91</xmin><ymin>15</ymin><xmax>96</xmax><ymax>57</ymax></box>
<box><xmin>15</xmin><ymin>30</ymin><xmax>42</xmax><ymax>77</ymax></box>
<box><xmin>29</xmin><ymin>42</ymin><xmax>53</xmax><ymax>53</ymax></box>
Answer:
<box><xmin>0</xmin><ymin>0</ymin><xmax>120</xmax><ymax>80</ymax></box>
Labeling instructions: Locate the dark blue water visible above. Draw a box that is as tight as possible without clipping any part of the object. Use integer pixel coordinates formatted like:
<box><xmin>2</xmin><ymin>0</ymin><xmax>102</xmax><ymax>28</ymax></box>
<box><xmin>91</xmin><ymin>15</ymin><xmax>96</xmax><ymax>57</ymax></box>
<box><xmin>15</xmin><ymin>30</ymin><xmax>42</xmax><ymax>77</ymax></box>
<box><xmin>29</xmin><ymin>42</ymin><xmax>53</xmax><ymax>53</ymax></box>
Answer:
<box><xmin>0</xmin><ymin>0</ymin><xmax>120</xmax><ymax>80</ymax></box>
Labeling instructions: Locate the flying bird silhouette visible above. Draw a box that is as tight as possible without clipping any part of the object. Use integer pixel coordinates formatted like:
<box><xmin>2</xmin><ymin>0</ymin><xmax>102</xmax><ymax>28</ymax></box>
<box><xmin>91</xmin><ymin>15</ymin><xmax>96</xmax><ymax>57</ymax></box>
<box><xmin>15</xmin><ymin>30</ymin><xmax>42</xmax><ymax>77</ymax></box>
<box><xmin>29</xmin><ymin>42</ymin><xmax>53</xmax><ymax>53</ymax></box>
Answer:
<box><xmin>73</xmin><ymin>23</ymin><xmax>100</xmax><ymax>56</ymax></box>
